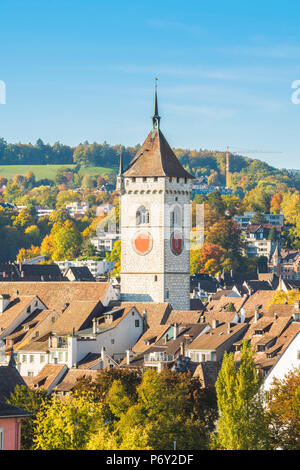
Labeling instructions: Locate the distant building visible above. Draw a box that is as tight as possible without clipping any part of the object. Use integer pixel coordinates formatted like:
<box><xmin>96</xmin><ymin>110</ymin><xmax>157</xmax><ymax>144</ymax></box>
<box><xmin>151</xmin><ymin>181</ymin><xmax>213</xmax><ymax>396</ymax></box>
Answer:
<box><xmin>90</xmin><ymin>232</ymin><xmax>121</xmax><ymax>253</ymax></box>
<box><xmin>244</xmin><ymin>224</ymin><xmax>282</xmax><ymax>259</ymax></box>
<box><xmin>66</xmin><ymin>201</ymin><xmax>89</xmax><ymax>218</ymax></box>
<box><xmin>56</xmin><ymin>259</ymin><xmax>115</xmax><ymax>277</ymax></box>
<box><xmin>270</xmin><ymin>246</ymin><xmax>300</xmax><ymax>280</ymax></box>
<box><xmin>234</xmin><ymin>211</ymin><xmax>284</xmax><ymax>229</ymax></box>
<box><xmin>192</xmin><ymin>182</ymin><xmax>232</xmax><ymax>197</ymax></box>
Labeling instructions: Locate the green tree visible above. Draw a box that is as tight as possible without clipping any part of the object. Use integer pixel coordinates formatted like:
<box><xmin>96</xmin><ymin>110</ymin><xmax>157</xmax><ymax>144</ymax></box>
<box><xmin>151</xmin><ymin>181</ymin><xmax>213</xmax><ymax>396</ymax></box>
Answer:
<box><xmin>34</xmin><ymin>393</ymin><xmax>103</xmax><ymax>450</ymax></box>
<box><xmin>7</xmin><ymin>385</ymin><xmax>50</xmax><ymax>450</ymax></box>
<box><xmin>212</xmin><ymin>341</ymin><xmax>270</xmax><ymax>450</ymax></box>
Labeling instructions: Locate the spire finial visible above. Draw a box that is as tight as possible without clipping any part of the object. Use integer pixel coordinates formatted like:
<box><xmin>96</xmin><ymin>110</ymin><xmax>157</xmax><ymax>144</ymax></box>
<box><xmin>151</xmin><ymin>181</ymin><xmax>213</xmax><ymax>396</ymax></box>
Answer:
<box><xmin>152</xmin><ymin>77</ymin><xmax>160</xmax><ymax>129</ymax></box>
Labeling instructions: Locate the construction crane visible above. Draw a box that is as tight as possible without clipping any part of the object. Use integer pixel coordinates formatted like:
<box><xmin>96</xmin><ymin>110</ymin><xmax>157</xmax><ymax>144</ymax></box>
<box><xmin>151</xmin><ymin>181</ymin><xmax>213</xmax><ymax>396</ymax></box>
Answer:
<box><xmin>224</xmin><ymin>145</ymin><xmax>283</xmax><ymax>188</ymax></box>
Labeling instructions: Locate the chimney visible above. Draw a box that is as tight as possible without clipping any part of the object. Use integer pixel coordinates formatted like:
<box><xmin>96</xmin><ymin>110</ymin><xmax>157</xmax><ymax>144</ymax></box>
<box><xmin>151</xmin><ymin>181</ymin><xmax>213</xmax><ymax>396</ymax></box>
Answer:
<box><xmin>100</xmin><ymin>346</ymin><xmax>105</xmax><ymax>360</ymax></box>
<box><xmin>92</xmin><ymin>317</ymin><xmax>97</xmax><ymax>334</ymax></box>
<box><xmin>180</xmin><ymin>342</ymin><xmax>185</xmax><ymax>356</ymax></box>
<box><xmin>200</xmin><ymin>315</ymin><xmax>206</xmax><ymax>323</ymax></box>
<box><xmin>126</xmin><ymin>349</ymin><xmax>133</xmax><ymax>365</ymax></box>
<box><xmin>254</xmin><ymin>308</ymin><xmax>260</xmax><ymax>323</ymax></box>
<box><xmin>143</xmin><ymin>309</ymin><xmax>148</xmax><ymax>331</ymax></box>
<box><xmin>212</xmin><ymin>319</ymin><xmax>219</xmax><ymax>329</ymax></box>
<box><xmin>164</xmin><ymin>333</ymin><xmax>169</xmax><ymax>344</ymax></box>
<box><xmin>274</xmin><ymin>312</ymin><xmax>278</xmax><ymax>320</ymax></box>
<box><xmin>227</xmin><ymin>322</ymin><xmax>231</xmax><ymax>334</ymax></box>
<box><xmin>0</xmin><ymin>294</ymin><xmax>10</xmax><ymax>314</ymax></box>
<box><xmin>173</xmin><ymin>323</ymin><xmax>178</xmax><ymax>340</ymax></box>
<box><xmin>294</xmin><ymin>301</ymin><xmax>300</xmax><ymax>311</ymax></box>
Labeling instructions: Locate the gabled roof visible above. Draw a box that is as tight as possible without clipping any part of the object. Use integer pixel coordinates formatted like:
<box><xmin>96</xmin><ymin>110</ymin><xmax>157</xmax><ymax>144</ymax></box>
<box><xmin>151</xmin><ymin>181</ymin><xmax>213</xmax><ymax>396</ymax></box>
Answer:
<box><xmin>123</xmin><ymin>128</ymin><xmax>194</xmax><ymax>179</ymax></box>
<box><xmin>187</xmin><ymin>323</ymin><xmax>247</xmax><ymax>351</ymax></box>
<box><xmin>0</xmin><ymin>366</ymin><xmax>27</xmax><ymax>401</ymax></box>
<box><xmin>107</xmin><ymin>301</ymin><xmax>172</xmax><ymax>329</ymax></box>
<box><xmin>0</xmin><ymin>281</ymin><xmax>111</xmax><ymax>312</ymax></box>
<box><xmin>25</xmin><ymin>364</ymin><xmax>67</xmax><ymax>392</ymax></box>
<box><xmin>53</xmin><ymin>369</ymin><xmax>99</xmax><ymax>393</ymax></box>
<box><xmin>52</xmin><ymin>300</ymin><xmax>103</xmax><ymax>335</ymax></box>
<box><xmin>20</xmin><ymin>264</ymin><xmax>63</xmax><ymax>281</ymax></box>
<box><xmin>0</xmin><ymin>295</ymin><xmax>38</xmax><ymax>332</ymax></box>
<box><xmin>64</xmin><ymin>266</ymin><xmax>95</xmax><ymax>282</ymax></box>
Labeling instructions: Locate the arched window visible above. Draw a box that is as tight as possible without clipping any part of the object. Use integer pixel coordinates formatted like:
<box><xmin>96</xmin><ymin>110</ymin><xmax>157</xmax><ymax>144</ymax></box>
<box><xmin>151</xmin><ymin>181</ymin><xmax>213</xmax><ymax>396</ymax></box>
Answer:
<box><xmin>170</xmin><ymin>205</ymin><xmax>182</xmax><ymax>227</ymax></box>
<box><xmin>136</xmin><ymin>206</ymin><xmax>149</xmax><ymax>225</ymax></box>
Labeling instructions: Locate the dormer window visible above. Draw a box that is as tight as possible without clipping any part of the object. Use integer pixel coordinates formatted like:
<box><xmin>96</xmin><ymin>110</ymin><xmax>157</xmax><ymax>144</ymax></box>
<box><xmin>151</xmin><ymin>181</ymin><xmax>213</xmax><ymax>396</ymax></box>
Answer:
<box><xmin>136</xmin><ymin>206</ymin><xmax>149</xmax><ymax>225</ymax></box>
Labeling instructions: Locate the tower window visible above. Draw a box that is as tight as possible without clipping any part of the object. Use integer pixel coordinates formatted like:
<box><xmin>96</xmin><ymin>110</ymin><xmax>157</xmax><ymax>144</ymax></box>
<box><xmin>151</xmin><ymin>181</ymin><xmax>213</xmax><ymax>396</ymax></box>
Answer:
<box><xmin>136</xmin><ymin>206</ymin><xmax>149</xmax><ymax>225</ymax></box>
<box><xmin>154</xmin><ymin>177</ymin><xmax>158</xmax><ymax>182</ymax></box>
<box><xmin>166</xmin><ymin>289</ymin><xmax>169</xmax><ymax>299</ymax></box>
<box><xmin>170</xmin><ymin>205</ymin><xmax>182</xmax><ymax>227</ymax></box>
<box><xmin>169</xmin><ymin>177</ymin><xmax>172</xmax><ymax>182</ymax></box>
<box><xmin>143</xmin><ymin>177</ymin><xmax>147</xmax><ymax>182</ymax></box>
<box><xmin>154</xmin><ymin>275</ymin><xmax>158</xmax><ymax>282</ymax></box>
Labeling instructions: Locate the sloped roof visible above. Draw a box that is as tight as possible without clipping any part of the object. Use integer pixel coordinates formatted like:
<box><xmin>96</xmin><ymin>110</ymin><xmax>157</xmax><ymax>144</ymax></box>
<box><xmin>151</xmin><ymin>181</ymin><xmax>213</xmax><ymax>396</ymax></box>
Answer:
<box><xmin>187</xmin><ymin>323</ymin><xmax>247</xmax><ymax>351</ymax></box>
<box><xmin>0</xmin><ymin>296</ymin><xmax>37</xmax><ymax>332</ymax></box>
<box><xmin>52</xmin><ymin>300</ymin><xmax>103</xmax><ymax>335</ymax></box>
<box><xmin>165</xmin><ymin>310</ymin><xmax>203</xmax><ymax>325</ymax></box>
<box><xmin>123</xmin><ymin>128</ymin><xmax>194</xmax><ymax>179</ymax></box>
<box><xmin>26</xmin><ymin>364</ymin><xmax>67</xmax><ymax>392</ymax></box>
<box><xmin>64</xmin><ymin>266</ymin><xmax>95</xmax><ymax>282</ymax></box>
<box><xmin>0</xmin><ymin>366</ymin><xmax>27</xmax><ymax>401</ymax></box>
<box><xmin>192</xmin><ymin>361</ymin><xmax>222</xmax><ymax>388</ymax></box>
<box><xmin>241</xmin><ymin>290</ymin><xmax>275</xmax><ymax>317</ymax></box>
<box><xmin>0</xmin><ymin>281</ymin><xmax>111</xmax><ymax>312</ymax></box>
<box><xmin>0</xmin><ymin>401</ymin><xmax>31</xmax><ymax>418</ymax></box>
<box><xmin>108</xmin><ymin>301</ymin><xmax>172</xmax><ymax>329</ymax></box>
<box><xmin>20</xmin><ymin>264</ymin><xmax>63</xmax><ymax>281</ymax></box>
<box><xmin>53</xmin><ymin>369</ymin><xmax>99</xmax><ymax>393</ymax></box>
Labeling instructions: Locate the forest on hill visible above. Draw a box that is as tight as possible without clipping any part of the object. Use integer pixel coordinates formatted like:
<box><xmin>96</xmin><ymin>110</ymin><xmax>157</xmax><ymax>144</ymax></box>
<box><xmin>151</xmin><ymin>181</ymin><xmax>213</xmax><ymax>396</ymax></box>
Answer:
<box><xmin>0</xmin><ymin>137</ymin><xmax>299</xmax><ymax>194</ymax></box>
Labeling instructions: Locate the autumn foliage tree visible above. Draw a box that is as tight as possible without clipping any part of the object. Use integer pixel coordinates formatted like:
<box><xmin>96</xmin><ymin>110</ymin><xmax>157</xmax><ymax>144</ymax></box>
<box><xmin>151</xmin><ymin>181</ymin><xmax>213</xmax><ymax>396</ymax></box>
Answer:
<box><xmin>265</xmin><ymin>368</ymin><xmax>300</xmax><ymax>450</ymax></box>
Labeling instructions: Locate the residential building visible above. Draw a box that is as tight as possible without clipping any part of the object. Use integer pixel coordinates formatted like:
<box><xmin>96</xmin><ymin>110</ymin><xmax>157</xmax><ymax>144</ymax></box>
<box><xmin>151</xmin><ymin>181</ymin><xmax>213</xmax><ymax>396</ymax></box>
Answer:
<box><xmin>234</xmin><ymin>211</ymin><xmax>284</xmax><ymax>229</ymax></box>
<box><xmin>90</xmin><ymin>232</ymin><xmax>121</xmax><ymax>253</ymax></box>
<box><xmin>0</xmin><ymin>365</ymin><xmax>31</xmax><ymax>450</ymax></box>
<box><xmin>262</xmin><ymin>331</ymin><xmax>300</xmax><ymax>391</ymax></box>
<box><xmin>245</xmin><ymin>224</ymin><xmax>281</xmax><ymax>258</ymax></box>
<box><xmin>186</xmin><ymin>322</ymin><xmax>247</xmax><ymax>363</ymax></box>
<box><xmin>66</xmin><ymin>201</ymin><xmax>89</xmax><ymax>218</ymax></box>
<box><xmin>270</xmin><ymin>247</ymin><xmax>300</xmax><ymax>280</ymax></box>
<box><xmin>56</xmin><ymin>259</ymin><xmax>115</xmax><ymax>277</ymax></box>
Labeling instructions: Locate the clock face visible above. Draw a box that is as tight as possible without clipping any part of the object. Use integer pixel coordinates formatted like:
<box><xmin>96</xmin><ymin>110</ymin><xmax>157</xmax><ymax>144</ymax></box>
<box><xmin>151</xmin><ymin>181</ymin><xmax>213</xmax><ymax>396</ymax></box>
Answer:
<box><xmin>170</xmin><ymin>231</ymin><xmax>184</xmax><ymax>256</ymax></box>
<box><xmin>132</xmin><ymin>230</ymin><xmax>153</xmax><ymax>255</ymax></box>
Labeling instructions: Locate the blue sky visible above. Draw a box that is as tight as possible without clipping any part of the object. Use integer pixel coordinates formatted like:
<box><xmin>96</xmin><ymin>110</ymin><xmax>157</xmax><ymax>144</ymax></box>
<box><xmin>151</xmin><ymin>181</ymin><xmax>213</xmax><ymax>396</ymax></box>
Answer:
<box><xmin>1</xmin><ymin>0</ymin><xmax>300</xmax><ymax>169</ymax></box>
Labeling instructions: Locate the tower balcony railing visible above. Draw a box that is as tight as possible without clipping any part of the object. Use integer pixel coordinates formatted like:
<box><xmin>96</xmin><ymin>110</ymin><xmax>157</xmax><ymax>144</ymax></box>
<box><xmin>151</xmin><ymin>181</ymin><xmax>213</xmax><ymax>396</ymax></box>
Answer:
<box><xmin>144</xmin><ymin>352</ymin><xmax>175</xmax><ymax>363</ymax></box>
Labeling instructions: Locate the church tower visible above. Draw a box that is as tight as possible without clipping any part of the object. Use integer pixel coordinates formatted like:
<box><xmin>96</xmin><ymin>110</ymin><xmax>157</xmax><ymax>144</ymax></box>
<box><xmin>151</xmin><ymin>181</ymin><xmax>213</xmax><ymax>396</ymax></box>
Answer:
<box><xmin>119</xmin><ymin>84</ymin><xmax>194</xmax><ymax>309</ymax></box>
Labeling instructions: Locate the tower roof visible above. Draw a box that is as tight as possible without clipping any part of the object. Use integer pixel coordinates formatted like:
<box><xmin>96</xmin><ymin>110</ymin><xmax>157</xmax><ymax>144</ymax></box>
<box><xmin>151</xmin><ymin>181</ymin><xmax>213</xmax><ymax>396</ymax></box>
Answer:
<box><xmin>123</xmin><ymin>82</ymin><xmax>194</xmax><ymax>179</ymax></box>
<box><xmin>123</xmin><ymin>128</ymin><xmax>194</xmax><ymax>179</ymax></box>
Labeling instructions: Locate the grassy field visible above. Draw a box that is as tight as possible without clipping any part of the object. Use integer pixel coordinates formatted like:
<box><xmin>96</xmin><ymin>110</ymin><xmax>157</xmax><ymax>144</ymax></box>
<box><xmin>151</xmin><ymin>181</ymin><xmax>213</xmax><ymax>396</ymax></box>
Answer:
<box><xmin>0</xmin><ymin>164</ymin><xmax>115</xmax><ymax>180</ymax></box>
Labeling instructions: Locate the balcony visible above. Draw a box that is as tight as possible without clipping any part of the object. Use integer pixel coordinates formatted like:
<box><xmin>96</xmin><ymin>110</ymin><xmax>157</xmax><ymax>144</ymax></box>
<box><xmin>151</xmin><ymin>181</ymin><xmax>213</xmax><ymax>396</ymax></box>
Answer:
<box><xmin>144</xmin><ymin>352</ymin><xmax>175</xmax><ymax>363</ymax></box>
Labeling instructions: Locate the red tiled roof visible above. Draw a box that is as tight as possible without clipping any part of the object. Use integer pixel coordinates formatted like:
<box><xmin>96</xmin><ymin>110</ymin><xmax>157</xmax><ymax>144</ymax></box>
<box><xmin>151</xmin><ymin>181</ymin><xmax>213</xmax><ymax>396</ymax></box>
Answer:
<box><xmin>123</xmin><ymin>128</ymin><xmax>194</xmax><ymax>179</ymax></box>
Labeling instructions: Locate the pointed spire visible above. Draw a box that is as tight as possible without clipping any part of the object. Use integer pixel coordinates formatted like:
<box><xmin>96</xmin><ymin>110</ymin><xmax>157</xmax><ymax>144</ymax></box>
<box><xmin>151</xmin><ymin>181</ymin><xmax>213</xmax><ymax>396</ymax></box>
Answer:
<box><xmin>152</xmin><ymin>77</ymin><xmax>161</xmax><ymax>129</ymax></box>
